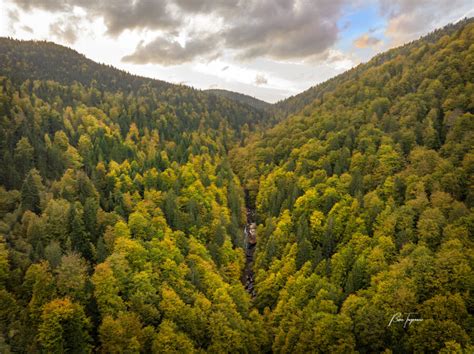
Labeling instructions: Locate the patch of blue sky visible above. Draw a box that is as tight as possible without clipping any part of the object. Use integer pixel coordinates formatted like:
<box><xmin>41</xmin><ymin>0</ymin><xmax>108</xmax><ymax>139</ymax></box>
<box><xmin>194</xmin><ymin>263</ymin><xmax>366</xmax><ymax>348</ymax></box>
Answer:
<box><xmin>336</xmin><ymin>3</ymin><xmax>388</xmax><ymax>53</ymax></box>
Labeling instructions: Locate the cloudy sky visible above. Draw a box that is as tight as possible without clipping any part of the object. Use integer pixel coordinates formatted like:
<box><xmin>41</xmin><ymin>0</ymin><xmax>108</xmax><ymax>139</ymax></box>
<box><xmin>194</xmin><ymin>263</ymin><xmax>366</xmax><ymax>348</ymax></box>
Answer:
<box><xmin>1</xmin><ymin>0</ymin><xmax>472</xmax><ymax>102</ymax></box>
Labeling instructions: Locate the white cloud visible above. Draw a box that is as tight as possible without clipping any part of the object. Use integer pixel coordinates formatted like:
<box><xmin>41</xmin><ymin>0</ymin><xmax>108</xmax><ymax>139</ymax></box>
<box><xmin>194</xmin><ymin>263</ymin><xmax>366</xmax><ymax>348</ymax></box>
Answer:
<box><xmin>255</xmin><ymin>74</ymin><xmax>268</xmax><ymax>86</ymax></box>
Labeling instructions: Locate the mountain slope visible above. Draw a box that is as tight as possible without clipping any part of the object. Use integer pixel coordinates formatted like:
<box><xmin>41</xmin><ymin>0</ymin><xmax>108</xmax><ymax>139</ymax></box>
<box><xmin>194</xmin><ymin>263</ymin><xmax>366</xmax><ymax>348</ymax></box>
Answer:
<box><xmin>0</xmin><ymin>38</ymin><xmax>173</xmax><ymax>93</ymax></box>
<box><xmin>0</xmin><ymin>38</ymin><xmax>271</xmax><ymax>352</ymax></box>
<box><xmin>206</xmin><ymin>89</ymin><xmax>272</xmax><ymax>111</ymax></box>
<box><xmin>0</xmin><ymin>38</ymin><xmax>270</xmax><ymax>134</ymax></box>
<box><xmin>269</xmin><ymin>17</ymin><xmax>474</xmax><ymax>120</ymax></box>
<box><xmin>230</xmin><ymin>18</ymin><xmax>474</xmax><ymax>353</ymax></box>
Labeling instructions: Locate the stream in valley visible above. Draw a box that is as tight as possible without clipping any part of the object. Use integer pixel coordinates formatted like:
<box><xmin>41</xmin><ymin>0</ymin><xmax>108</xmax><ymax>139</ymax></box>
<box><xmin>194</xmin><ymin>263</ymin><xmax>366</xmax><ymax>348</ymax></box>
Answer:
<box><xmin>243</xmin><ymin>191</ymin><xmax>257</xmax><ymax>297</ymax></box>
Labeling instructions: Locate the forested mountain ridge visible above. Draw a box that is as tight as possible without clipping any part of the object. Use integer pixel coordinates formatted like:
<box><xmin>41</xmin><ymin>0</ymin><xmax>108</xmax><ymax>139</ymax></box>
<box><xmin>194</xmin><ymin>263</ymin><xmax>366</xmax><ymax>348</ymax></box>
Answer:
<box><xmin>269</xmin><ymin>17</ymin><xmax>474</xmax><ymax>121</ymax></box>
<box><xmin>0</xmin><ymin>38</ymin><xmax>272</xmax><ymax>352</ymax></box>
<box><xmin>0</xmin><ymin>37</ymin><xmax>172</xmax><ymax>94</ymax></box>
<box><xmin>205</xmin><ymin>89</ymin><xmax>272</xmax><ymax>111</ymax></box>
<box><xmin>0</xmin><ymin>18</ymin><xmax>472</xmax><ymax>353</ymax></box>
<box><xmin>0</xmin><ymin>37</ymin><xmax>270</xmax><ymax>135</ymax></box>
<box><xmin>230</xmin><ymin>18</ymin><xmax>474</xmax><ymax>352</ymax></box>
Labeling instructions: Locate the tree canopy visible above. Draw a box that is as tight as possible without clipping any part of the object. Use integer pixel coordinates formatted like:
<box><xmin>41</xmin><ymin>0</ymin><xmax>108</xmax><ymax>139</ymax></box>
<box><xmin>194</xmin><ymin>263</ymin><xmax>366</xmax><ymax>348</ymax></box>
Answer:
<box><xmin>0</xmin><ymin>18</ymin><xmax>473</xmax><ymax>353</ymax></box>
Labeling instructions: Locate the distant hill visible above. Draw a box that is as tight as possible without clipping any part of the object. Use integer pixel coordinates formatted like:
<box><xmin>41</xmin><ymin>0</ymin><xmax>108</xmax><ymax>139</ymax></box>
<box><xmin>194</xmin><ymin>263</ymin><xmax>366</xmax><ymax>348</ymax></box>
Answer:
<box><xmin>206</xmin><ymin>89</ymin><xmax>271</xmax><ymax>111</ymax></box>
<box><xmin>0</xmin><ymin>37</ymin><xmax>273</xmax><ymax>136</ymax></box>
<box><xmin>0</xmin><ymin>38</ymin><xmax>274</xmax><ymax>120</ymax></box>
<box><xmin>0</xmin><ymin>38</ymin><xmax>174</xmax><ymax>94</ymax></box>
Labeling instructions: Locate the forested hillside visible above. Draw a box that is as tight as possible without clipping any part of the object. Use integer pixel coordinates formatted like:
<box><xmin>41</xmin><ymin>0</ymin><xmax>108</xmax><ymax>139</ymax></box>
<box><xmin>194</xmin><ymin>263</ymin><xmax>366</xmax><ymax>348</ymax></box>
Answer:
<box><xmin>231</xmin><ymin>18</ymin><xmax>474</xmax><ymax>352</ymax></box>
<box><xmin>0</xmin><ymin>38</ymin><xmax>272</xmax><ymax>352</ymax></box>
<box><xmin>206</xmin><ymin>89</ymin><xmax>271</xmax><ymax>112</ymax></box>
<box><xmin>0</xmin><ymin>18</ymin><xmax>473</xmax><ymax>353</ymax></box>
<box><xmin>268</xmin><ymin>18</ymin><xmax>474</xmax><ymax>121</ymax></box>
<box><xmin>0</xmin><ymin>38</ymin><xmax>172</xmax><ymax>94</ymax></box>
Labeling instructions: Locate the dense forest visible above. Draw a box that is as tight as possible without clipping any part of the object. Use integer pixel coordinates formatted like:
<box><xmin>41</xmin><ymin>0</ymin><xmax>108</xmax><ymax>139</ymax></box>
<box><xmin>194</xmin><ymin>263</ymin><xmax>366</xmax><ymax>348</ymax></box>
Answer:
<box><xmin>0</xmin><ymin>18</ymin><xmax>473</xmax><ymax>353</ymax></box>
<box><xmin>205</xmin><ymin>90</ymin><xmax>271</xmax><ymax>112</ymax></box>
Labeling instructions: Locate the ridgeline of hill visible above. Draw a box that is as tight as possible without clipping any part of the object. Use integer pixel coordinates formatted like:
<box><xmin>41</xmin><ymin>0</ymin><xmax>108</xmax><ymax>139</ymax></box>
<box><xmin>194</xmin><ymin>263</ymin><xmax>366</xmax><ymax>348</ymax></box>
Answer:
<box><xmin>206</xmin><ymin>89</ymin><xmax>272</xmax><ymax>111</ymax></box>
<box><xmin>0</xmin><ymin>37</ymin><xmax>172</xmax><ymax>93</ymax></box>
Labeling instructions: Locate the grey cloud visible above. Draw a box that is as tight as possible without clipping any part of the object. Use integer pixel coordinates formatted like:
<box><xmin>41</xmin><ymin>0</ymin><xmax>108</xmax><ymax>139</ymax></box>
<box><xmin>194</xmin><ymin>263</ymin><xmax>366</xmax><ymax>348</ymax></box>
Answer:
<box><xmin>122</xmin><ymin>35</ymin><xmax>222</xmax><ymax>66</ymax></box>
<box><xmin>7</xmin><ymin>8</ymin><xmax>20</xmax><ymax>32</ymax></box>
<box><xmin>123</xmin><ymin>0</ymin><xmax>345</xmax><ymax>65</ymax></box>
<box><xmin>223</xmin><ymin>0</ymin><xmax>344</xmax><ymax>60</ymax></box>
<box><xmin>8</xmin><ymin>8</ymin><xmax>20</xmax><ymax>22</ymax></box>
<box><xmin>92</xmin><ymin>1</ymin><xmax>179</xmax><ymax>36</ymax></box>
<box><xmin>11</xmin><ymin>0</ymin><xmax>69</xmax><ymax>12</ymax></box>
<box><xmin>354</xmin><ymin>34</ymin><xmax>382</xmax><ymax>48</ymax></box>
<box><xmin>174</xmin><ymin>0</ymin><xmax>239</xmax><ymax>14</ymax></box>
<box><xmin>49</xmin><ymin>16</ymin><xmax>82</xmax><ymax>44</ymax></box>
<box><xmin>21</xmin><ymin>25</ymin><xmax>33</xmax><ymax>33</ymax></box>
<box><xmin>255</xmin><ymin>74</ymin><xmax>268</xmax><ymax>85</ymax></box>
<box><xmin>11</xmin><ymin>0</ymin><xmax>346</xmax><ymax>64</ymax></box>
<box><xmin>10</xmin><ymin>0</ymin><xmax>472</xmax><ymax>64</ymax></box>
<box><xmin>11</xmin><ymin>0</ymin><xmax>94</xmax><ymax>13</ymax></box>
<box><xmin>11</xmin><ymin>0</ymin><xmax>180</xmax><ymax>36</ymax></box>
